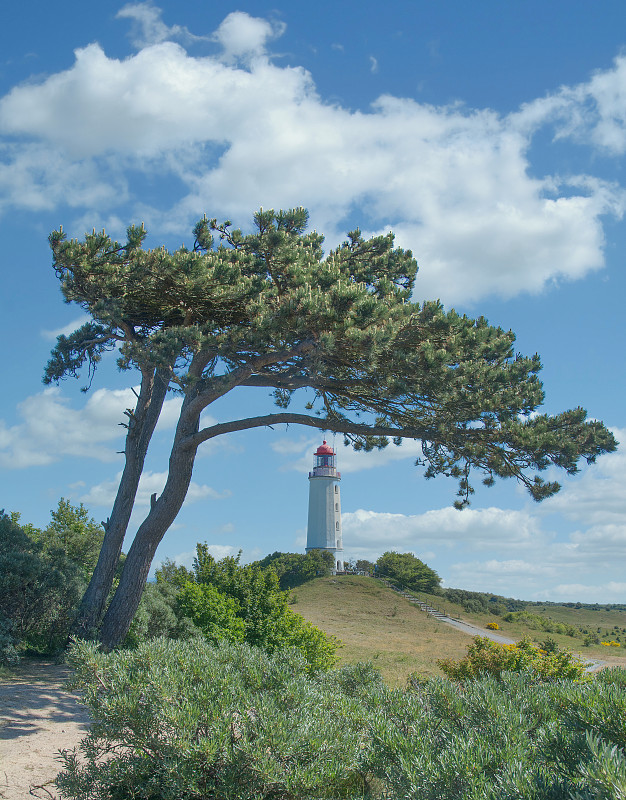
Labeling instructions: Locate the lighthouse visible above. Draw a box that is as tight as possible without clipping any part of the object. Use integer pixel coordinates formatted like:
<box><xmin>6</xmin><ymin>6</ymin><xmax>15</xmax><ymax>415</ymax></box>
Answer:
<box><xmin>306</xmin><ymin>440</ymin><xmax>344</xmax><ymax>573</ymax></box>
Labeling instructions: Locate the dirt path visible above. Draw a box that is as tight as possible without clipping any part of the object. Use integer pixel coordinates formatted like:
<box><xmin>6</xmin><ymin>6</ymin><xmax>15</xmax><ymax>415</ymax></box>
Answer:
<box><xmin>0</xmin><ymin>661</ymin><xmax>89</xmax><ymax>800</ymax></box>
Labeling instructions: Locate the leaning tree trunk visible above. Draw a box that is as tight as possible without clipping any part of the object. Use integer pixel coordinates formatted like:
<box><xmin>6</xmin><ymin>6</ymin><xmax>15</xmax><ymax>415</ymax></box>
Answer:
<box><xmin>98</xmin><ymin>410</ymin><xmax>199</xmax><ymax>649</ymax></box>
<box><xmin>72</xmin><ymin>368</ymin><xmax>169</xmax><ymax>638</ymax></box>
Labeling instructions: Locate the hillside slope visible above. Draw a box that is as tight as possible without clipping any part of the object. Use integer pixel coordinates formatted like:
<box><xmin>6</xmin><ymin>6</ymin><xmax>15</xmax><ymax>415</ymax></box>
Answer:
<box><xmin>293</xmin><ymin>577</ymin><xmax>626</xmax><ymax>684</ymax></box>
<box><xmin>292</xmin><ymin>576</ymin><xmax>471</xmax><ymax>684</ymax></box>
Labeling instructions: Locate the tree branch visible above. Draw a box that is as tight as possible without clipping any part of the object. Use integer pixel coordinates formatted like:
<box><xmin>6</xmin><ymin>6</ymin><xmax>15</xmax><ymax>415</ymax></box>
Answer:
<box><xmin>184</xmin><ymin>340</ymin><xmax>318</xmax><ymax>420</ymax></box>
<box><xmin>185</xmin><ymin>412</ymin><xmax>429</xmax><ymax>450</ymax></box>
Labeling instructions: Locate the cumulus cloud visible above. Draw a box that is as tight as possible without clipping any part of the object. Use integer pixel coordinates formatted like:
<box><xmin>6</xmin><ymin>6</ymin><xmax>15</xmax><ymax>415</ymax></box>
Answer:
<box><xmin>273</xmin><ymin>434</ymin><xmax>424</xmax><ymax>473</ymax></box>
<box><xmin>0</xmin><ymin>9</ymin><xmax>625</xmax><ymax>303</ymax></box>
<box><xmin>538</xmin><ymin>582</ymin><xmax>626</xmax><ymax>603</ymax></box>
<box><xmin>339</xmin><ymin>494</ymin><xmax>626</xmax><ymax>599</ymax></box>
<box><xmin>0</xmin><ymin>386</ymin><xmax>183</xmax><ymax>468</ymax></box>
<box><xmin>212</xmin><ymin>11</ymin><xmax>285</xmax><ymax>64</ymax></box>
<box><xmin>41</xmin><ymin>314</ymin><xmax>91</xmax><ymax>340</ymax></box>
<box><xmin>116</xmin><ymin>2</ymin><xmax>200</xmax><ymax>49</ymax></box>
<box><xmin>540</xmin><ymin>427</ymin><xmax>626</xmax><ymax>527</ymax></box>
<box><xmin>342</xmin><ymin>506</ymin><xmax>547</xmax><ymax>552</ymax></box>
<box><xmin>79</xmin><ymin>469</ymin><xmax>230</xmax><ymax>508</ymax></box>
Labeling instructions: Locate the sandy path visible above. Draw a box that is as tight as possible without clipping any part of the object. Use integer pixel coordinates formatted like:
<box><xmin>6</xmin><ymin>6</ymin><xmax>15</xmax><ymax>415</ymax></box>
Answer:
<box><xmin>0</xmin><ymin>661</ymin><xmax>89</xmax><ymax>800</ymax></box>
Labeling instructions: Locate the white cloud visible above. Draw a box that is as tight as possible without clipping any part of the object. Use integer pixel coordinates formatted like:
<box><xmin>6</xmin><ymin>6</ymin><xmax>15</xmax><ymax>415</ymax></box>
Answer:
<box><xmin>541</xmin><ymin>428</ymin><xmax>626</xmax><ymax>526</ymax></box>
<box><xmin>561</xmin><ymin>54</ymin><xmax>626</xmax><ymax>155</ymax></box>
<box><xmin>212</xmin><ymin>11</ymin><xmax>285</xmax><ymax>64</ymax></box>
<box><xmin>342</xmin><ymin>506</ymin><xmax>546</xmax><ymax>552</ymax></box>
<box><xmin>41</xmin><ymin>314</ymin><xmax>91</xmax><ymax>340</ymax></box>
<box><xmin>166</xmin><ymin>544</ymin><xmax>239</xmax><ymax>570</ymax></box>
<box><xmin>340</xmin><ymin>502</ymin><xmax>626</xmax><ymax>598</ymax></box>
<box><xmin>0</xmin><ymin>142</ymin><xmax>125</xmax><ymax>212</ymax></box>
<box><xmin>533</xmin><ymin>582</ymin><xmax>626</xmax><ymax>604</ymax></box>
<box><xmin>274</xmin><ymin>434</ymin><xmax>424</xmax><ymax>473</ymax></box>
<box><xmin>369</xmin><ymin>56</ymin><xmax>378</xmax><ymax>74</ymax></box>
<box><xmin>79</xmin><ymin>469</ymin><xmax>230</xmax><ymax>508</ymax></box>
<box><xmin>0</xmin><ymin>386</ymin><xmax>183</xmax><ymax>468</ymax></box>
<box><xmin>0</xmin><ymin>11</ymin><xmax>624</xmax><ymax>304</ymax></box>
<box><xmin>116</xmin><ymin>2</ymin><xmax>200</xmax><ymax>49</ymax></box>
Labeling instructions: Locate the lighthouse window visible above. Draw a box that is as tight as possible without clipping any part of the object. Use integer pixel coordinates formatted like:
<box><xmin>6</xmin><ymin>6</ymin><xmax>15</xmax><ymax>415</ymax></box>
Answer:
<box><xmin>336</xmin><ymin>521</ymin><xmax>340</xmax><ymax>530</ymax></box>
<box><xmin>334</xmin><ymin>485</ymin><xmax>338</xmax><ymax>494</ymax></box>
<box><xmin>335</xmin><ymin>503</ymin><xmax>339</xmax><ymax>511</ymax></box>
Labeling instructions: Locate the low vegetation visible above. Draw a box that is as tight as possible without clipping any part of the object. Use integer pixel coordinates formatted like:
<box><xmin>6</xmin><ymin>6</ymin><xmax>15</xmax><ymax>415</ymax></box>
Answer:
<box><xmin>3</xmin><ymin>512</ymin><xmax>626</xmax><ymax>799</ymax></box>
<box><xmin>57</xmin><ymin>636</ymin><xmax>626</xmax><ymax>800</ymax></box>
<box><xmin>292</xmin><ymin>575</ymin><xmax>471</xmax><ymax>684</ymax></box>
<box><xmin>437</xmin><ymin>636</ymin><xmax>589</xmax><ymax>682</ymax></box>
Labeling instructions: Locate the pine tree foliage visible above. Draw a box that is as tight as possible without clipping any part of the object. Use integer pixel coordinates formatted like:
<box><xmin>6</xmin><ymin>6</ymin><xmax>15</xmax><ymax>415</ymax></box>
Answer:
<box><xmin>45</xmin><ymin>208</ymin><xmax>618</xmax><ymax>646</ymax></box>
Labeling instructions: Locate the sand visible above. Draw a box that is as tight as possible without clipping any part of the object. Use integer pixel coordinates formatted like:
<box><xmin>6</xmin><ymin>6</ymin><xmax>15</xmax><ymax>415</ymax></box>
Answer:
<box><xmin>0</xmin><ymin>661</ymin><xmax>89</xmax><ymax>800</ymax></box>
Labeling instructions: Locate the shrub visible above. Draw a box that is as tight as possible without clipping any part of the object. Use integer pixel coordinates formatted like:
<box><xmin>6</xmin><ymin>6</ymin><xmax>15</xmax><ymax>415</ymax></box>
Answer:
<box><xmin>254</xmin><ymin>550</ymin><xmax>334</xmax><ymax>589</ymax></box>
<box><xmin>0</xmin><ymin>502</ymin><xmax>107</xmax><ymax>657</ymax></box>
<box><xmin>58</xmin><ymin>638</ymin><xmax>369</xmax><ymax>800</ymax></box>
<box><xmin>486</xmin><ymin>622</ymin><xmax>500</xmax><ymax>630</ymax></box>
<box><xmin>0</xmin><ymin>511</ymin><xmax>84</xmax><ymax>656</ymax></box>
<box><xmin>57</xmin><ymin>640</ymin><xmax>626</xmax><ymax>800</ymax></box>
<box><xmin>539</xmin><ymin>637</ymin><xmax>559</xmax><ymax>654</ymax></box>
<box><xmin>437</xmin><ymin>636</ymin><xmax>588</xmax><ymax>682</ymax></box>
<box><xmin>503</xmin><ymin>610</ymin><xmax>582</xmax><ymax>639</ymax></box>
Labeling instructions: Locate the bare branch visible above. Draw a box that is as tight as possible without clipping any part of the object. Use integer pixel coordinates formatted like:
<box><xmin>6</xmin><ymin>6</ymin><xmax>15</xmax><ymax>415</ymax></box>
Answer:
<box><xmin>185</xmin><ymin>411</ymin><xmax>429</xmax><ymax>450</ymax></box>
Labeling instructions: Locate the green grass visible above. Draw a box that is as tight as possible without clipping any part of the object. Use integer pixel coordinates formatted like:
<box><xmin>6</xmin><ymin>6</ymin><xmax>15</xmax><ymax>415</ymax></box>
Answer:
<box><xmin>293</xmin><ymin>577</ymin><xmax>626</xmax><ymax>685</ymax></box>
<box><xmin>411</xmin><ymin>589</ymin><xmax>626</xmax><ymax>657</ymax></box>
<box><xmin>293</xmin><ymin>576</ymin><xmax>474</xmax><ymax>685</ymax></box>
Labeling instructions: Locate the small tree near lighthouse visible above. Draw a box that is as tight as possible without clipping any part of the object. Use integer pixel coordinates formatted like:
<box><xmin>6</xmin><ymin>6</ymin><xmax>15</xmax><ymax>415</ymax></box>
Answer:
<box><xmin>306</xmin><ymin>441</ymin><xmax>343</xmax><ymax>573</ymax></box>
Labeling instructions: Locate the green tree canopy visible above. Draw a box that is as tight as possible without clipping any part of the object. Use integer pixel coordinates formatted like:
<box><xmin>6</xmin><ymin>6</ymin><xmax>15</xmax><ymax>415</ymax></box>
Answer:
<box><xmin>376</xmin><ymin>551</ymin><xmax>441</xmax><ymax>594</ymax></box>
<box><xmin>46</xmin><ymin>208</ymin><xmax>617</xmax><ymax>647</ymax></box>
<box><xmin>172</xmin><ymin>546</ymin><xmax>337</xmax><ymax>670</ymax></box>
<box><xmin>0</xmin><ymin>501</ymin><xmax>105</xmax><ymax>657</ymax></box>
<box><xmin>254</xmin><ymin>550</ymin><xmax>335</xmax><ymax>589</ymax></box>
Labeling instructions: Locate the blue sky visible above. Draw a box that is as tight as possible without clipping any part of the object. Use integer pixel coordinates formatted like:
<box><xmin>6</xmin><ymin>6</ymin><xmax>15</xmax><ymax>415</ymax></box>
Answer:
<box><xmin>1</xmin><ymin>1</ymin><xmax>626</xmax><ymax>602</ymax></box>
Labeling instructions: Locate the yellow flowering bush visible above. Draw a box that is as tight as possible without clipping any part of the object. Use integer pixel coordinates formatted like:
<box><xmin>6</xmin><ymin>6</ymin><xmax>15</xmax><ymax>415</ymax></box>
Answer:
<box><xmin>486</xmin><ymin>622</ymin><xmax>500</xmax><ymax>630</ymax></box>
<box><xmin>438</xmin><ymin>636</ymin><xmax>588</xmax><ymax>682</ymax></box>
<box><xmin>601</xmin><ymin>641</ymin><xmax>621</xmax><ymax>647</ymax></box>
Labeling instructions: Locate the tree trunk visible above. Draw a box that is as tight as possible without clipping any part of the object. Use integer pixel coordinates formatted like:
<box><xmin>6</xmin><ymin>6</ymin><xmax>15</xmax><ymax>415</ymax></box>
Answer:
<box><xmin>98</xmin><ymin>410</ymin><xmax>198</xmax><ymax>649</ymax></box>
<box><xmin>72</xmin><ymin>369</ymin><xmax>169</xmax><ymax>637</ymax></box>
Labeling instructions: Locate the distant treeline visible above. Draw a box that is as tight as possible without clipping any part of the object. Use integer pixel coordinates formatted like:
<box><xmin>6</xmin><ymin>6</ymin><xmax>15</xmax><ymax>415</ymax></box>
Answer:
<box><xmin>438</xmin><ymin>587</ymin><xmax>626</xmax><ymax>616</ymax></box>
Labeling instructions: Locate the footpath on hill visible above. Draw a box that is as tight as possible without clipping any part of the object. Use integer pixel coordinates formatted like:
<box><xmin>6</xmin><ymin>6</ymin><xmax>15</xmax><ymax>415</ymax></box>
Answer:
<box><xmin>0</xmin><ymin>661</ymin><xmax>89</xmax><ymax>800</ymax></box>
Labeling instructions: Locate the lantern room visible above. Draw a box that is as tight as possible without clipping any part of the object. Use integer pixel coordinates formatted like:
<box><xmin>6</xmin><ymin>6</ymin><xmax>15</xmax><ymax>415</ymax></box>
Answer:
<box><xmin>314</xmin><ymin>440</ymin><xmax>336</xmax><ymax>469</ymax></box>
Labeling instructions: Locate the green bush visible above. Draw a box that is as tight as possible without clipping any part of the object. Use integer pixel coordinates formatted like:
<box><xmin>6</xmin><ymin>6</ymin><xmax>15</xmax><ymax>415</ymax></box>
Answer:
<box><xmin>57</xmin><ymin>640</ymin><xmax>626</xmax><ymax>800</ymax></box>
<box><xmin>254</xmin><ymin>550</ymin><xmax>334</xmax><ymax>589</ymax></box>
<box><xmin>367</xmin><ymin>672</ymin><xmax>626</xmax><ymax>800</ymax></box>
<box><xmin>0</xmin><ymin>510</ymin><xmax>84</xmax><ymax>657</ymax></box>
<box><xmin>183</xmin><ymin>545</ymin><xmax>338</xmax><ymax>671</ymax></box>
<box><xmin>58</xmin><ymin>638</ymin><xmax>369</xmax><ymax>800</ymax></box>
<box><xmin>177</xmin><ymin>582</ymin><xmax>245</xmax><ymax>643</ymax></box>
<box><xmin>503</xmin><ymin>610</ymin><xmax>582</xmax><ymax>639</ymax></box>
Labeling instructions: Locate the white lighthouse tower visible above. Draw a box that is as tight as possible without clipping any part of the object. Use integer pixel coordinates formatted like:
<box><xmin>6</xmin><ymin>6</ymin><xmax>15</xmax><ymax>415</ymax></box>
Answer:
<box><xmin>306</xmin><ymin>440</ymin><xmax>344</xmax><ymax>574</ymax></box>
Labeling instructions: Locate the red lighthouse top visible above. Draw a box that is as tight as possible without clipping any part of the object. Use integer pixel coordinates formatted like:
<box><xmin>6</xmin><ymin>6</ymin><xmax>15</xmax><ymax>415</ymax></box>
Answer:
<box><xmin>315</xmin><ymin>440</ymin><xmax>335</xmax><ymax>455</ymax></box>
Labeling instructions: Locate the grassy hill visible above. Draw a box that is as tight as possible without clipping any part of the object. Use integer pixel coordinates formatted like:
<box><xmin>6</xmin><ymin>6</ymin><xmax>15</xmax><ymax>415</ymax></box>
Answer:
<box><xmin>292</xmin><ymin>576</ymin><xmax>472</xmax><ymax>685</ymax></box>
<box><xmin>292</xmin><ymin>576</ymin><xmax>626</xmax><ymax>685</ymax></box>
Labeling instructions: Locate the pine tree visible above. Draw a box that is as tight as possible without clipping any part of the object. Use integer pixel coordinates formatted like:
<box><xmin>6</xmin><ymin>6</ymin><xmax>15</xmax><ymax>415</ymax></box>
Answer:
<box><xmin>46</xmin><ymin>208</ymin><xmax>617</xmax><ymax>647</ymax></box>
